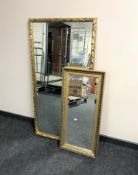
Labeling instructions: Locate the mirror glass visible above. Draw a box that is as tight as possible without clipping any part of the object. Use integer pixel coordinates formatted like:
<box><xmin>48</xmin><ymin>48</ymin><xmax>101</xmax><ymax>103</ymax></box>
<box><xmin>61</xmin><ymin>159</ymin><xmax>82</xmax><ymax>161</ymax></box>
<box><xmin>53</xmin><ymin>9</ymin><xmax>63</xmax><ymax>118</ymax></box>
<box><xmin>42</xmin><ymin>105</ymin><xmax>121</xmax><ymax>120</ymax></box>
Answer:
<box><xmin>30</xmin><ymin>19</ymin><xmax>96</xmax><ymax>139</ymax></box>
<box><xmin>60</xmin><ymin>68</ymin><xmax>104</xmax><ymax>157</ymax></box>
<box><xmin>66</xmin><ymin>75</ymin><xmax>98</xmax><ymax>148</ymax></box>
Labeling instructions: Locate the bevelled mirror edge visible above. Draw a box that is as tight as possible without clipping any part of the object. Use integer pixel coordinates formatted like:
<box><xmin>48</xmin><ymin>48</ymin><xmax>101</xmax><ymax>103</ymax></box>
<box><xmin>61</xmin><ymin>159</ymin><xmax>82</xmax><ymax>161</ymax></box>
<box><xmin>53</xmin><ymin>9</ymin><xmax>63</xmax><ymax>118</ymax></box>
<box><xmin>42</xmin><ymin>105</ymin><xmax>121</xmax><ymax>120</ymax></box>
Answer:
<box><xmin>60</xmin><ymin>67</ymin><xmax>105</xmax><ymax>158</ymax></box>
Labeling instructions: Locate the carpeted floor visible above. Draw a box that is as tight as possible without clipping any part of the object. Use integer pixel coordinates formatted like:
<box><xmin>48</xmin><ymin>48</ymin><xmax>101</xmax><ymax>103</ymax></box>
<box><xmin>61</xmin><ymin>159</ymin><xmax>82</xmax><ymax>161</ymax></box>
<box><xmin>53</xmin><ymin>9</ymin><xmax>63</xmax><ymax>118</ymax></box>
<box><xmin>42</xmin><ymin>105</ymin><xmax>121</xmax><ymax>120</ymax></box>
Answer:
<box><xmin>0</xmin><ymin>113</ymin><xmax>138</xmax><ymax>175</ymax></box>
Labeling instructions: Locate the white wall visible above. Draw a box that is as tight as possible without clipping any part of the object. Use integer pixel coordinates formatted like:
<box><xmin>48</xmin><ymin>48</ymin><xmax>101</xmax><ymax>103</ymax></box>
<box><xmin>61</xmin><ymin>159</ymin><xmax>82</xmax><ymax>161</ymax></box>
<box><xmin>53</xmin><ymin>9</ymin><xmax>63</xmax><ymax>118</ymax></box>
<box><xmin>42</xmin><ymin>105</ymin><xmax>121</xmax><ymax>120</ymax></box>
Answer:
<box><xmin>0</xmin><ymin>0</ymin><xmax>138</xmax><ymax>143</ymax></box>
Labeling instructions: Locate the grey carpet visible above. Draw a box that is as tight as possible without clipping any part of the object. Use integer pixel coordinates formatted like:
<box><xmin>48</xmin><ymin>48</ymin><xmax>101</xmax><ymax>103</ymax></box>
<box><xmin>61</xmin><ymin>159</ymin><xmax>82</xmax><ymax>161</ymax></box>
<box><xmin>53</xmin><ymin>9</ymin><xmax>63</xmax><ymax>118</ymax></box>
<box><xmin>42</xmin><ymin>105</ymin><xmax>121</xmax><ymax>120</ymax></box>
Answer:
<box><xmin>0</xmin><ymin>114</ymin><xmax>138</xmax><ymax>175</ymax></box>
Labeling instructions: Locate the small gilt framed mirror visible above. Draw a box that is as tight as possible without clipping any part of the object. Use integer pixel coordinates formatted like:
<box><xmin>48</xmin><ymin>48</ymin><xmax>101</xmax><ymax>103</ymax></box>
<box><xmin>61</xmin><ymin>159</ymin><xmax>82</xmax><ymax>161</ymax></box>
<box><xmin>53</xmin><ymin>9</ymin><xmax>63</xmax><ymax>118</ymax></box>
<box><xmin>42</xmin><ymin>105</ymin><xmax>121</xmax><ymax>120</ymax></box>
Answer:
<box><xmin>28</xmin><ymin>18</ymin><xmax>97</xmax><ymax>140</ymax></box>
<box><xmin>60</xmin><ymin>67</ymin><xmax>105</xmax><ymax>157</ymax></box>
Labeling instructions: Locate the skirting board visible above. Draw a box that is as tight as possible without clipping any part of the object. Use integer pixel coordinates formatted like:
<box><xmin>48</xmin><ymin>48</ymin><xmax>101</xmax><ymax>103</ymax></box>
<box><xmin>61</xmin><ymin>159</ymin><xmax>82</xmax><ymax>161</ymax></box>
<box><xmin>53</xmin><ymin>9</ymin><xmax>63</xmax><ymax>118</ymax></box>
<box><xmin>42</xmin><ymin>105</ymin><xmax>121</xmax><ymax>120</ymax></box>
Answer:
<box><xmin>0</xmin><ymin>110</ymin><xmax>34</xmax><ymax>122</ymax></box>
<box><xmin>0</xmin><ymin>110</ymin><xmax>138</xmax><ymax>150</ymax></box>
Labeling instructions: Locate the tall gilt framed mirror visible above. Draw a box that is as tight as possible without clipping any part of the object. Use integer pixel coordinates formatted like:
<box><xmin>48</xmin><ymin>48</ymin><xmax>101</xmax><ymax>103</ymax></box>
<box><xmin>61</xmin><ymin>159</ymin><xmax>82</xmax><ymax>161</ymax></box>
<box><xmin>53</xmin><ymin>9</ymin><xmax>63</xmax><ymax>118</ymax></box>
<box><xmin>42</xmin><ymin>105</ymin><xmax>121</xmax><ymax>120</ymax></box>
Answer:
<box><xmin>60</xmin><ymin>67</ymin><xmax>105</xmax><ymax>157</ymax></box>
<box><xmin>29</xmin><ymin>18</ymin><xmax>97</xmax><ymax>140</ymax></box>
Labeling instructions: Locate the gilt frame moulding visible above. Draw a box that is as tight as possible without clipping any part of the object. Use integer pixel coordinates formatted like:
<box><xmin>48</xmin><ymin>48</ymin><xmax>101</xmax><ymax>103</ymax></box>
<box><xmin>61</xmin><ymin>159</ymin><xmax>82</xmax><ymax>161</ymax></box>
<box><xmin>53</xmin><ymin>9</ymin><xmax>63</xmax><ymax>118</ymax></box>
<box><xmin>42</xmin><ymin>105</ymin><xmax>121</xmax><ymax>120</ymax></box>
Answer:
<box><xmin>60</xmin><ymin>66</ymin><xmax>105</xmax><ymax>158</ymax></box>
<box><xmin>28</xmin><ymin>18</ymin><xmax>97</xmax><ymax>140</ymax></box>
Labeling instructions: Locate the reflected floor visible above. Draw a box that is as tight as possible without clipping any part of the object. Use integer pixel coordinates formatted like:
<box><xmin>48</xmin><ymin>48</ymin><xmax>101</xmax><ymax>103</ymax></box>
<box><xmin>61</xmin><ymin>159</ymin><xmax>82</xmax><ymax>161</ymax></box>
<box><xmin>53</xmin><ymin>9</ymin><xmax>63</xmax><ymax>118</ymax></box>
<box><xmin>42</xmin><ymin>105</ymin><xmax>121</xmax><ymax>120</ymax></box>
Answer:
<box><xmin>37</xmin><ymin>90</ymin><xmax>61</xmax><ymax>136</ymax></box>
<box><xmin>67</xmin><ymin>94</ymin><xmax>96</xmax><ymax>149</ymax></box>
<box><xmin>37</xmin><ymin>91</ymin><xmax>96</xmax><ymax>147</ymax></box>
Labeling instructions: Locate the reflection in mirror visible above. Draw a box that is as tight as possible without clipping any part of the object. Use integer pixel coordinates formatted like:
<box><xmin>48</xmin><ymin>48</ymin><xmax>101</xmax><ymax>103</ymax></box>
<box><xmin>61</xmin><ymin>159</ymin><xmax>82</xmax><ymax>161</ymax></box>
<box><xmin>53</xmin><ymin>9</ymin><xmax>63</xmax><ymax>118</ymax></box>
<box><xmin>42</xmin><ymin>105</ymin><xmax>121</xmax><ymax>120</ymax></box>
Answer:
<box><xmin>61</xmin><ymin>68</ymin><xmax>105</xmax><ymax>157</ymax></box>
<box><xmin>32</xmin><ymin>22</ymin><xmax>62</xmax><ymax>139</ymax></box>
<box><xmin>29</xmin><ymin>19</ymin><xmax>97</xmax><ymax>139</ymax></box>
<box><xmin>67</xmin><ymin>75</ymin><xmax>98</xmax><ymax>148</ymax></box>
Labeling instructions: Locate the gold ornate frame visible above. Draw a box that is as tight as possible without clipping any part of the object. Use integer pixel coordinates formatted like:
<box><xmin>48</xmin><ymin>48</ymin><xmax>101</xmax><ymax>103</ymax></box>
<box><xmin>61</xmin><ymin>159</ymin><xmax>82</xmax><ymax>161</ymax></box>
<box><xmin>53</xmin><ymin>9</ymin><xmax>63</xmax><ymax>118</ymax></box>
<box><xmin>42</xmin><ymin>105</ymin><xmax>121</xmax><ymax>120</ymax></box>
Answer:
<box><xmin>28</xmin><ymin>18</ymin><xmax>97</xmax><ymax>140</ymax></box>
<box><xmin>60</xmin><ymin>67</ymin><xmax>105</xmax><ymax>157</ymax></box>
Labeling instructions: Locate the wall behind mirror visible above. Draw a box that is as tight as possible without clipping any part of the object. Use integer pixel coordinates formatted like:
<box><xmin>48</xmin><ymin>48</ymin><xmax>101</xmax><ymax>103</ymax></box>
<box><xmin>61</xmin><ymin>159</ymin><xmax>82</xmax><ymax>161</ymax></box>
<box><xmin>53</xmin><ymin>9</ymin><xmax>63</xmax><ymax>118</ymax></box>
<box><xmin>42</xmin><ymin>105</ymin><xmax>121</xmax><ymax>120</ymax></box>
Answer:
<box><xmin>1</xmin><ymin>0</ymin><xmax>138</xmax><ymax>144</ymax></box>
<box><xmin>29</xmin><ymin>18</ymin><xmax>97</xmax><ymax>139</ymax></box>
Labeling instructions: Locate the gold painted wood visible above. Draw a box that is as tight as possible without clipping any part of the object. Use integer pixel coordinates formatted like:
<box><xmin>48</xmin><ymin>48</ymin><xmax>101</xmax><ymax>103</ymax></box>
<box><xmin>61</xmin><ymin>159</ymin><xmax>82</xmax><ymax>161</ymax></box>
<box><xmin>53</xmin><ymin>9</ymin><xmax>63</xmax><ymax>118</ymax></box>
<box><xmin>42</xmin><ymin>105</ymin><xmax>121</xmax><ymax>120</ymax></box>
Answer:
<box><xmin>60</xmin><ymin>67</ymin><xmax>105</xmax><ymax>158</ymax></box>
